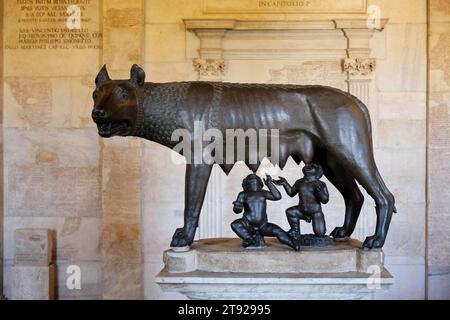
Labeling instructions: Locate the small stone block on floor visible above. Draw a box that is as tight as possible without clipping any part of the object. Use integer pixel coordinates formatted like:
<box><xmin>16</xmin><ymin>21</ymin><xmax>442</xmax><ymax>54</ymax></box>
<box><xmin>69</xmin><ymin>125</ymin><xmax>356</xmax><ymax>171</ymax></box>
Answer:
<box><xmin>14</xmin><ymin>229</ymin><xmax>55</xmax><ymax>266</ymax></box>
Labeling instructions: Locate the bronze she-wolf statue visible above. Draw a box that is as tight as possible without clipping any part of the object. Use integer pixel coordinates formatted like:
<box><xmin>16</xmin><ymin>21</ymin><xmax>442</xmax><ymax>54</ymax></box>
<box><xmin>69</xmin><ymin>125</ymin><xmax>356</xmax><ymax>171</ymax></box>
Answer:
<box><xmin>91</xmin><ymin>64</ymin><xmax>396</xmax><ymax>250</ymax></box>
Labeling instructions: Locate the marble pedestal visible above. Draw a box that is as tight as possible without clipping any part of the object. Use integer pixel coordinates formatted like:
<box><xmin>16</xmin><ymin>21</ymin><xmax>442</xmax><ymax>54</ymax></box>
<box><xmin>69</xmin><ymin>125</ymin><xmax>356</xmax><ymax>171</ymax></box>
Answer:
<box><xmin>156</xmin><ymin>238</ymin><xmax>393</xmax><ymax>300</ymax></box>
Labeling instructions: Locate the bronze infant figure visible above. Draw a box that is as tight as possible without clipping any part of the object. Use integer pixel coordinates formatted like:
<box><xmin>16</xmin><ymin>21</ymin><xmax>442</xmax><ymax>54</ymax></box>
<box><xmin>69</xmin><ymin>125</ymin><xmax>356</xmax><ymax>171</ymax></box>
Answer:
<box><xmin>231</xmin><ymin>174</ymin><xmax>299</xmax><ymax>251</ymax></box>
<box><xmin>91</xmin><ymin>64</ymin><xmax>396</xmax><ymax>249</ymax></box>
<box><xmin>274</xmin><ymin>163</ymin><xmax>329</xmax><ymax>241</ymax></box>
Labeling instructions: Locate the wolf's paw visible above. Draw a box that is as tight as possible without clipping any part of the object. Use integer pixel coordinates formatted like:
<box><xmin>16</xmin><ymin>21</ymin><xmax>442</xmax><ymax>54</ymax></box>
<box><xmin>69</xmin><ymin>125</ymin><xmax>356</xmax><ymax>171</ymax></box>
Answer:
<box><xmin>362</xmin><ymin>235</ymin><xmax>385</xmax><ymax>249</ymax></box>
<box><xmin>330</xmin><ymin>226</ymin><xmax>350</xmax><ymax>239</ymax></box>
<box><xmin>170</xmin><ymin>228</ymin><xmax>191</xmax><ymax>247</ymax></box>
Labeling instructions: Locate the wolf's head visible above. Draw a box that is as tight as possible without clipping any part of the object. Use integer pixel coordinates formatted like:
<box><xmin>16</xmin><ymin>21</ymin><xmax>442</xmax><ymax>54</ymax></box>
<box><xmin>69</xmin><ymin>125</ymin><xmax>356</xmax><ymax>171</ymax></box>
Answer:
<box><xmin>91</xmin><ymin>64</ymin><xmax>145</xmax><ymax>137</ymax></box>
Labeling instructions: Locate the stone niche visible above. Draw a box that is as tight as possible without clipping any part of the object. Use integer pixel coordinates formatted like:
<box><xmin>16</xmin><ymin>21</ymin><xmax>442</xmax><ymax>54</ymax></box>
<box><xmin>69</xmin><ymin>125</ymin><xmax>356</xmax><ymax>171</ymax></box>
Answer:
<box><xmin>183</xmin><ymin>18</ymin><xmax>387</xmax><ymax>241</ymax></box>
<box><xmin>153</xmin><ymin>16</ymin><xmax>394</xmax><ymax>300</ymax></box>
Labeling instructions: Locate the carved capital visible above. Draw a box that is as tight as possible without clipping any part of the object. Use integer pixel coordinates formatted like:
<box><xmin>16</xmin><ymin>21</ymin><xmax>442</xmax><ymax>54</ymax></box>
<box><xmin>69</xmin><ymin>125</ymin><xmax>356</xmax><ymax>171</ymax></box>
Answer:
<box><xmin>193</xmin><ymin>58</ymin><xmax>226</xmax><ymax>77</ymax></box>
<box><xmin>343</xmin><ymin>58</ymin><xmax>376</xmax><ymax>76</ymax></box>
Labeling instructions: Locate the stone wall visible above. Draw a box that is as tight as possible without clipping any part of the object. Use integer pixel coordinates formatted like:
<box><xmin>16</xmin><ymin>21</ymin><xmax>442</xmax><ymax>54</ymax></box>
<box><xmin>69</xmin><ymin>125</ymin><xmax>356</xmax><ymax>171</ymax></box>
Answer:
<box><xmin>370</xmin><ymin>0</ymin><xmax>427</xmax><ymax>299</ymax></box>
<box><xmin>0</xmin><ymin>0</ymin><xmax>3</xmax><ymax>297</ymax></box>
<box><xmin>1</xmin><ymin>0</ymin><xmax>146</xmax><ymax>300</ymax></box>
<box><xmin>427</xmin><ymin>0</ymin><xmax>450</xmax><ymax>300</ymax></box>
<box><xmin>100</xmin><ymin>0</ymin><xmax>145</xmax><ymax>299</ymax></box>
<box><xmin>2</xmin><ymin>0</ymin><xmax>102</xmax><ymax>299</ymax></box>
<box><xmin>1</xmin><ymin>0</ymin><xmax>448</xmax><ymax>300</ymax></box>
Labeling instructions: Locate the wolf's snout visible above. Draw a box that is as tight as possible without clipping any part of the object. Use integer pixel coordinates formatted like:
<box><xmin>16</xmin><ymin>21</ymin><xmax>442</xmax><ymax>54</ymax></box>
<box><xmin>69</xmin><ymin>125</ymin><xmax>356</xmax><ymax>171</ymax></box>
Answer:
<box><xmin>92</xmin><ymin>108</ymin><xmax>107</xmax><ymax>121</ymax></box>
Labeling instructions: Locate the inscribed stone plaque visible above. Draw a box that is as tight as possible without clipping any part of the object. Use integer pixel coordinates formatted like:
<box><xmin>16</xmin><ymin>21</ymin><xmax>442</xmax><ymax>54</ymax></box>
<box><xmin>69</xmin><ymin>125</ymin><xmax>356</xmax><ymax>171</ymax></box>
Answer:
<box><xmin>14</xmin><ymin>229</ymin><xmax>54</xmax><ymax>266</ymax></box>
<box><xmin>203</xmin><ymin>0</ymin><xmax>367</xmax><ymax>14</ymax></box>
<box><xmin>3</xmin><ymin>0</ymin><xmax>101</xmax><ymax>76</ymax></box>
<box><xmin>4</xmin><ymin>0</ymin><xmax>102</xmax><ymax>51</ymax></box>
<box><xmin>8</xmin><ymin>166</ymin><xmax>100</xmax><ymax>217</ymax></box>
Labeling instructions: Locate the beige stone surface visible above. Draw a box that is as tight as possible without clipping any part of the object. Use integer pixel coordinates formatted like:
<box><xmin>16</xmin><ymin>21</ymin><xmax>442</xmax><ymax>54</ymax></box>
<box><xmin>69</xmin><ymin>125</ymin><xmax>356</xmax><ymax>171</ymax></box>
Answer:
<box><xmin>0</xmin><ymin>0</ymin><xmax>435</xmax><ymax>300</ymax></box>
<box><xmin>164</xmin><ymin>249</ymin><xmax>197</xmax><ymax>273</ymax></box>
<box><xmin>3</xmin><ymin>75</ymin><xmax>97</xmax><ymax>129</ymax></box>
<box><xmin>2</xmin><ymin>0</ymin><xmax>102</xmax><ymax>299</ymax></box>
<box><xmin>376</xmin><ymin>23</ymin><xmax>427</xmax><ymax>92</ymax></box>
<box><xmin>98</xmin><ymin>0</ymin><xmax>146</xmax><ymax>300</ymax></box>
<box><xmin>430</xmin><ymin>0</ymin><xmax>450</xmax><ymax>22</ymax></box>
<box><xmin>145</xmin><ymin>0</ymin><xmax>373</xmax><ymax>24</ymax></box>
<box><xmin>142</xmin><ymin>143</ymin><xmax>186</xmax><ymax>204</ymax></box>
<box><xmin>4</xmin><ymin>128</ymin><xmax>99</xmax><ymax>168</ymax></box>
<box><xmin>145</xmin><ymin>0</ymin><xmax>425</xmax><ymax>25</ymax></box>
<box><xmin>157</xmin><ymin>235</ymin><xmax>393</xmax><ymax>300</ymax></box>
<box><xmin>3</xmin><ymin>216</ymin><xmax>101</xmax><ymax>299</ymax></box>
<box><xmin>156</xmin><ymin>267</ymin><xmax>393</xmax><ymax>300</ymax></box>
<box><xmin>163</xmin><ymin>238</ymin><xmax>384</xmax><ymax>274</ymax></box>
<box><xmin>145</xmin><ymin>261</ymin><xmax>188</xmax><ymax>299</ymax></box>
<box><xmin>10</xmin><ymin>264</ymin><xmax>55</xmax><ymax>300</ymax></box>
<box><xmin>0</xmin><ymin>0</ymin><xmax>4</xmax><ymax>295</ymax></box>
<box><xmin>102</xmin><ymin>1</ymin><xmax>145</xmax><ymax>74</ymax></box>
<box><xmin>204</xmin><ymin>0</ymin><xmax>368</xmax><ymax>14</ymax></box>
<box><xmin>141</xmin><ymin>143</ymin><xmax>186</xmax><ymax>263</ymax></box>
<box><xmin>377</xmin><ymin>92</ymin><xmax>427</xmax><ymax>120</ymax></box>
<box><xmin>3</xmin><ymin>0</ymin><xmax>101</xmax><ymax>77</ymax></box>
<box><xmin>7</xmin><ymin>165</ymin><xmax>99</xmax><ymax>218</ymax></box>
<box><xmin>368</xmin><ymin>0</ymin><xmax>427</xmax><ymax>24</ymax></box>
<box><xmin>372</xmin><ymin>262</ymin><xmax>424</xmax><ymax>299</ymax></box>
<box><xmin>428</xmin><ymin>1</ymin><xmax>450</xmax><ymax>298</ymax></box>
<box><xmin>145</xmin><ymin>62</ymin><xmax>198</xmax><ymax>82</ymax></box>
<box><xmin>427</xmin><ymin>266</ymin><xmax>450</xmax><ymax>300</ymax></box>
<box><xmin>4</xmin><ymin>217</ymin><xmax>100</xmax><ymax>263</ymax></box>
<box><xmin>374</xmin><ymin>148</ymin><xmax>425</xmax><ymax>182</ymax></box>
<box><xmin>100</xmin><ymin>140</ymin><xmax>144</xmax><ymax>299</ymax></box>
<box><xmin>377</xmin><ymin>119</ymin><xmax>425</xmax><ymax>149</ymax></box>
<box><xmin>14</xmin><ymin>229</ymin><xmax>54</xmax><ymax>267</ymax></box>
<box><xmin>57</xmin><ymin>261</ymin><xmax>101</xmax><ymax>300</ymax></box>
<box><xmin>146</xmin><ymin>23</ymin><xmax>187</xmax><ymax>63</ymax></box>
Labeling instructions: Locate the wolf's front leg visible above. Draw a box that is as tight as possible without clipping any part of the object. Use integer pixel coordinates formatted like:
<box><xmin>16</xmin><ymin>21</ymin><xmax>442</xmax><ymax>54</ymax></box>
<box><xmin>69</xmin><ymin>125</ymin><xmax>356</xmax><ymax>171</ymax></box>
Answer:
<box><xmin>170</xmin><ymin>163</ymin><xmax>213</xmax><ymax>247</ymax></box>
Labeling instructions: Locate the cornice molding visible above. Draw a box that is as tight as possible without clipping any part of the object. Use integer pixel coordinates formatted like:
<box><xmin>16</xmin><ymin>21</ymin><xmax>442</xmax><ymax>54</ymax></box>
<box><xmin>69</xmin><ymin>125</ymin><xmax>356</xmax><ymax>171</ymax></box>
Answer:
<box><xmin>184</xmin><ymin>19</ymin><xmax>388</xmax><ymax>32</ymax></box>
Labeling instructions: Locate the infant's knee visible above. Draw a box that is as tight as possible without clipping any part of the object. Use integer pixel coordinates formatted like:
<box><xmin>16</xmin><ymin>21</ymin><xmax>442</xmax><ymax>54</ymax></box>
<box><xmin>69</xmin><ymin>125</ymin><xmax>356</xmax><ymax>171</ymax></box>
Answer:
<box><xmin>311</xmin><ymin>212</ymin><xmax>326</xmax><ymax>236</ymax></box>
<box><xmin>231</xmin><ymin>219</ymin><xmax>244</xmax><ymax>231</ymax></box>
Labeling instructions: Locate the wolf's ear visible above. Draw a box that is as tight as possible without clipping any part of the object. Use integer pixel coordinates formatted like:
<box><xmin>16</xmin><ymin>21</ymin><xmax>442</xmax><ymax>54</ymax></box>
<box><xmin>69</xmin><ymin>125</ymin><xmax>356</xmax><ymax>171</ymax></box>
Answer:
<box><xmin>95</xmin><ymin>65</ymin><xmax>110</xmax><ymax>88</ymax></box>
<box><xmin>130</xmin><ymin>64</ymin><xmax>145</xmax><ymax>87</ymax></box>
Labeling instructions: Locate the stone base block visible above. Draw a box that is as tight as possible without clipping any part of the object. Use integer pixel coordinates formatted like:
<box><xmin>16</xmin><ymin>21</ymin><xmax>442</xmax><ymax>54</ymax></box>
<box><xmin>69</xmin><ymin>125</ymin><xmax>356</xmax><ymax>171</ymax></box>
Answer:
<box><xmin>164</xmin><ymin>249</ymin><xmax>197</xmax><ymax>273</ymax></box>
<box><xmin>156</xmin><ymin>268</ymin><xmax>393</xmax><ymax>300</ymax></box>
<box><xmin>10</xmin><ymin>264</ymin><xmax>55</xmax><ymax>300</ymax></box>
<box><xmin>163</xmin><ymin>238</ymin><xmax>384</xmax><ymax>274</ymax></box>
<box><xmin>14</xmin><ymin>229</ymin><xmax>55</xmax><ymax>267</ymax></box>
<box><xmin>156</xmin><ymin>238</ymin><xmax>393</xmax><ymax>300</ymax></box>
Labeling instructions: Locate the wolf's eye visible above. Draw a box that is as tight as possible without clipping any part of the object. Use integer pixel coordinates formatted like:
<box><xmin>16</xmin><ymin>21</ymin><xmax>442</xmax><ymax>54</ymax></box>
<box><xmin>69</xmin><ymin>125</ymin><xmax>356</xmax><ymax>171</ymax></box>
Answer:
<box><xmin>92</xmin><ymin>91</ymin><xmax>99</xmax><ymax>100</ymax></box>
